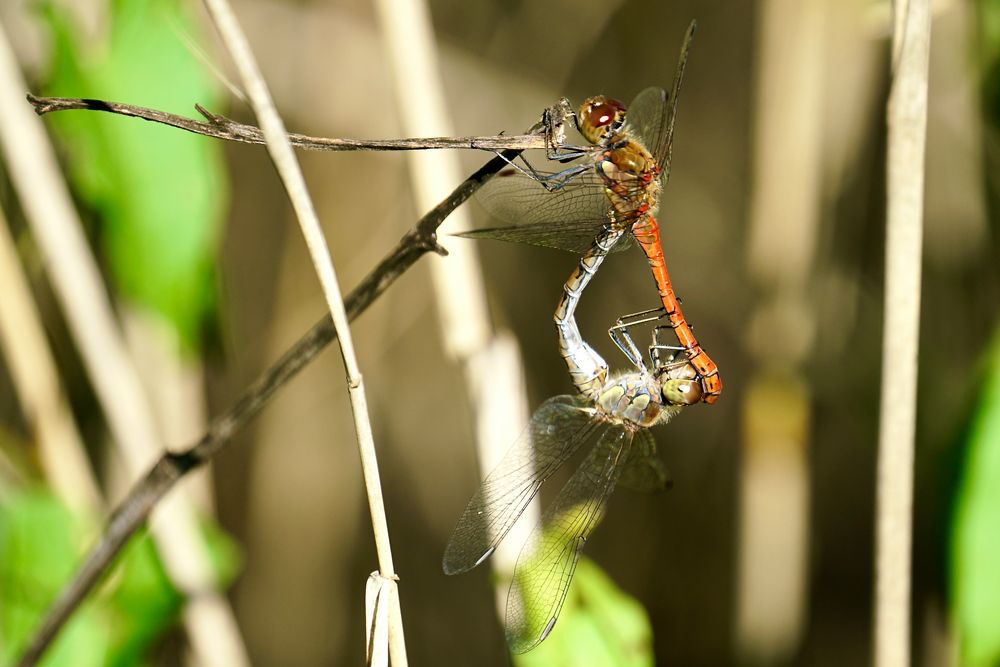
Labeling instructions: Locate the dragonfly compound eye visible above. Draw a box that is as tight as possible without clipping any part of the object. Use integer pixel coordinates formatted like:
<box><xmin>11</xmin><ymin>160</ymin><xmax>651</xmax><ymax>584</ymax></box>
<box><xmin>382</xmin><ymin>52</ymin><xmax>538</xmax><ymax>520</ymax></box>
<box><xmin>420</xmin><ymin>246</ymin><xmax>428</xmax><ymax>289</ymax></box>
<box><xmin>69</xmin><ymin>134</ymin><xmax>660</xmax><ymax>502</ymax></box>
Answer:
<box><xmin>661</xmin><ymin>379</ymin><xmax>702</xmax><ymax>406</ymax></box>
<box><xmin>577</xmin><ymin>96</ymin><xmax>626</xmax><ymax>145</ymax></box>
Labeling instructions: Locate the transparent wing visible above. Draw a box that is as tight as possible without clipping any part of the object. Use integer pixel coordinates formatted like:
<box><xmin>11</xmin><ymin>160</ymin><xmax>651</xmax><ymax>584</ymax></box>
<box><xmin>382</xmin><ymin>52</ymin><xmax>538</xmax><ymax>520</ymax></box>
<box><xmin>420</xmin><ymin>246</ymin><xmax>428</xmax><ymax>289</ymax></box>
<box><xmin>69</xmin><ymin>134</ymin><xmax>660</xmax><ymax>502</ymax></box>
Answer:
<box><xmin>459</xmin><ymin>219</ymin><xmax>622</xmax><ymax>255</ymax></box>
<box><xmin>626</xmin><ymin>86</ymin><xmax>670</xmax><ymax>170</ymax></box>
<box><xmin>618</xmin><ymin>427</ymin><xmax>672</xmax><ymax>492</ymax></box>
<box><xmin>442</xmin><ymin>395</ymin><xmax>599</xmax><ymax>575</ymax></box>
<box><xmin>461</xmin><ymin>158</ymin><xmax>632</xmax><ymax>254</ymax></box>
<box><xmin>626</xmin><ymin>22</ymin><xmax>695</xmax><ymax>188</ymax></box>
<box><xmin>504</xmin><ymin>423</ymin><xmax>634</xmax><ymax>653</ymax></box>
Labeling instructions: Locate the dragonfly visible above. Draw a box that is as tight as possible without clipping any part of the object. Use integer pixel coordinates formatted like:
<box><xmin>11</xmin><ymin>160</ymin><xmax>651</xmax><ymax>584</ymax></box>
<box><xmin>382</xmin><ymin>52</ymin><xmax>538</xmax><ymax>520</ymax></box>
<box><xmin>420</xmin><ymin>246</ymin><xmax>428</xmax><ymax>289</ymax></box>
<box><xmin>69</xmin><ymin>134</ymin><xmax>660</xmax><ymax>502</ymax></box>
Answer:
<box><xmin>463</xmin><ymin>20</ymin><xmax>722</xmax><ymax>404</ymax></box>
<box><xmin>444</xmin><ymin>224</ymin><xmax>702</xmax><ymax>652</ymax></box>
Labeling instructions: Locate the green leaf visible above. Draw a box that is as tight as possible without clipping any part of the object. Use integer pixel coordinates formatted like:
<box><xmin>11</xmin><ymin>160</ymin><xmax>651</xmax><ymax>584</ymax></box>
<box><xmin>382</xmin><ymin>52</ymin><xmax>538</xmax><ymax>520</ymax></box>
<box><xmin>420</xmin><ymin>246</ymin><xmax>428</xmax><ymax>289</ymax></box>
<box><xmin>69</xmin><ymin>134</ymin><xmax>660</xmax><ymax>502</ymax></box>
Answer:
<box><xmin>951</xmin><ymin>330</ymin><xmax>1000</xmax><ymax>666</ymax></box>
<box><xmin>39</xmin><ymin>0</ymin><xmax>228</xmax><ymax>350</ymax></box>
<box><xmin>0</xmin><ymin>490</ymin><xmax>108</xmax><ymax>667</ymax></box>
<box><xmin>103</xmin><ymin>532</ymin><xmax>182</xmax><ymax>667</ymax></box>
<box><xmin>0</xmin><ymin>488</ymin><xmax>243</xmax><ymax>666</ymax></box>
<box><xmin>102</xmin><ymin>517</ymin><xmax>241</xmax><ymax>667</ymax></box>
<box><xmin>514</xmin><ymin>558</ymin><xmax>654</xmax><ymax>667</ymax></box>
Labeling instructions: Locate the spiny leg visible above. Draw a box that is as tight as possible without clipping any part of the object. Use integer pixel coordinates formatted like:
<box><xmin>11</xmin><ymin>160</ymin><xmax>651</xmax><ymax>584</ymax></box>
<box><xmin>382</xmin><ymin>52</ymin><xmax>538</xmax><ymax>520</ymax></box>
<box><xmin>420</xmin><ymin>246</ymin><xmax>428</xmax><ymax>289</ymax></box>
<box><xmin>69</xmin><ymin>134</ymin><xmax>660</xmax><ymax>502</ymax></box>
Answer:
<box><xmin>607</xmin><ymin>307</ymin><xmax>668</xmax><ymax>372</ymax></box>
<box><xmin>490</xmin><ymin>150</ymin><xmax>594</xmax><ymax>192</ymax></box>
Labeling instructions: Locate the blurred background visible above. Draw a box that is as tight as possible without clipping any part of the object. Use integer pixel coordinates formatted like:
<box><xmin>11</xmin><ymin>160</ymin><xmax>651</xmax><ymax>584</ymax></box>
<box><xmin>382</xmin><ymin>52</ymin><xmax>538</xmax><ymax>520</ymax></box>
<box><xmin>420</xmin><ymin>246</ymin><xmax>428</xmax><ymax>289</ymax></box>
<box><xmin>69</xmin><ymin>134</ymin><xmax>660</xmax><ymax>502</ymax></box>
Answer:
<box><xmin>0</xmin><ymin>0</ymin><xmax>998</xmax><ymax>665</ymax></box>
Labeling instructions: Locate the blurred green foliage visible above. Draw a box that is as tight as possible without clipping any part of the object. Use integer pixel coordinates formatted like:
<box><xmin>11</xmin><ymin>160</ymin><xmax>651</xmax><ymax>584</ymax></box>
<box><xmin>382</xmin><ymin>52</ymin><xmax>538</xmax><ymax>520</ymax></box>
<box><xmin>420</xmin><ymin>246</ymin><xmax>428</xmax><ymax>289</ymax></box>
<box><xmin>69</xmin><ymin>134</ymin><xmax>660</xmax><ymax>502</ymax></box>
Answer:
<box><xmin>950</xmin><ymin>329</ymin><xmax>1000</xmax><ymax>666</ymax></box>
<box><xmin>514</xmin><ymin>557</ymin><xmax>654</xmax><ymax>667</ymax></box>
<box><xmin>0</xmin><ymin>489</ymin><xmax>241</xmax><ymax>666</ymax></box>
<box><xmin>0</xmin><ymin>490</ymin><xmax>107</xmax><ymax>667</ymax></box>
<box><xmin>38</xmin><ymin>0</ymin><xmax>228</xmax><ymax>350</ymax></box>
<box><xmin>1</xmin><ymin>2</ymin><xmax>239</xmax><ymax>661</ymax></box>
<box><xmin>952</xmin><ymin>4</ymin><xmax>1000</xmax><ymax>663</ymax></box>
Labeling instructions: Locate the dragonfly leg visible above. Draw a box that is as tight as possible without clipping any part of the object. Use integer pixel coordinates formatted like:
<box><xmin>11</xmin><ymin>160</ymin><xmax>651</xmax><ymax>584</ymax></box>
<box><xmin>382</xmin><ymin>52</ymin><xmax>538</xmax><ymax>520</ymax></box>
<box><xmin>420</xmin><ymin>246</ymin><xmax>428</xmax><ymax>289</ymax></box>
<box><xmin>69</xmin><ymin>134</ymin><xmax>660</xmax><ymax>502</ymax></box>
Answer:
<box><xmin>537</xmin><ymin>164</ymin><xmax>594</xmax><ymax>191</ymax></box>
<box><xmin>545</xmin><ymin>145</ymin><xmax>594</xmax><ymax>163</ymax></box>
<box><xmin>613</xmin><ymin>307</ymin><xmax>668</xmax><ymax>326</ymax></box>
<box><xmin>523</xmin><ymin>159</ymin><xmax>593</xmax><ymax>192</ymax></box>
<box><xmin>540</xmin><ymin>103</ymin><xmax>592</xmax><ymax>161</ymax></box>
<box><xmin>490</xmin><ymin>149</ymin><xmax>532</xmax><ymax>175</ymax></box>
<box><xmin>608</xmin><ymin>307</ymin><xmax>689</xmax><ymax>370</ymax></box>
<box><xmin>490</xmin><ymin>150</ymin><xmax>594</xmax><ymax>192</ymax></box>
<box><xmin>607</xmin><ymin>307</ymin><xmax>669</xmax><ymax>372</ymax></box>
<box><xmin>650</xmin><ymin>321</ymin><xmax>688</xmax><ymax>370</ymax></box>
<box><xmin>611</xmin><ymin>307</ymin><xmax>696</xmax><ymax>371</ymax></box>
<box><xmin>608</xmin><ymin>319</ymin><xmax>646</xmax><ymax>373</ymax></box>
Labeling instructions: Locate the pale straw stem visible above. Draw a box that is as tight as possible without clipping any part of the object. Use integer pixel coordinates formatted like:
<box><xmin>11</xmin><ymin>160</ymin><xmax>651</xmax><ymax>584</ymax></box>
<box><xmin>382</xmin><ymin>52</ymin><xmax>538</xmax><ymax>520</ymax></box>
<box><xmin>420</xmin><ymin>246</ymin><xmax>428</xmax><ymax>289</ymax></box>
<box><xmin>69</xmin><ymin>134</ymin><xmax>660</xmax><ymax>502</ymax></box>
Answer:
<box><xmin>372</xmin><ymin>0</ymin><xmax>535</xmax><ymax>600</ymax></box>
<box><xmin>0</xmin><ymin>203</ymin><xmax>103</xmax><ymax>514</ymax></box>
<box><xmin>198</xmin><ymin>0</ymin><xmax>407</xmax><ymax>663</ymax></box>
<box><xmin>875</xmin><ymin>0</ymin><xmax>930</xmax><ymax>665</ymax></box>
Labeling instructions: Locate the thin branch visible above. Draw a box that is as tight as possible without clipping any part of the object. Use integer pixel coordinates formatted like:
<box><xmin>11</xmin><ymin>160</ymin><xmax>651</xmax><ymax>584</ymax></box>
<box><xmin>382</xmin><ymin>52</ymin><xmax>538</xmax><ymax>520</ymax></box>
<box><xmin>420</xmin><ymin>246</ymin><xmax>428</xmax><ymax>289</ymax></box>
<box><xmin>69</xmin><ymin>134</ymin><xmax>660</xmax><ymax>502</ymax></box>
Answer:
<box><xmin>874</xmin><ymin>0</ymin><xmax>930</xmax><ymax>666</ymax></box>
<box><xmin>737</xmin><ymin>0</ymin><xmax>824</xmax><ymax>658</ymax></box>
<box><xmin>26</xmin><ymin>93</ymin><xmax>551</xmax><ymax>152</ymax></box>
<box><xmin>13</xmin><ymin>148</ymin><xmax>520</xmax><ymax>667</ymax></box>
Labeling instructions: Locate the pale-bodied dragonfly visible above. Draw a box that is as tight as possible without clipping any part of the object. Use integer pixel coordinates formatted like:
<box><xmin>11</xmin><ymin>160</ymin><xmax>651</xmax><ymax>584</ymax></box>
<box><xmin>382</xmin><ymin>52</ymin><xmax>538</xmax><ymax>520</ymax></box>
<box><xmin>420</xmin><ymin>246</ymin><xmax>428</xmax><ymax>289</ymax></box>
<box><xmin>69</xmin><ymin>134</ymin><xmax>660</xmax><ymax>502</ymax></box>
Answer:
<box><xmin>444</xmin><ymin>221</ymin><xmax>703</xmax><ymax>652</ymax></box>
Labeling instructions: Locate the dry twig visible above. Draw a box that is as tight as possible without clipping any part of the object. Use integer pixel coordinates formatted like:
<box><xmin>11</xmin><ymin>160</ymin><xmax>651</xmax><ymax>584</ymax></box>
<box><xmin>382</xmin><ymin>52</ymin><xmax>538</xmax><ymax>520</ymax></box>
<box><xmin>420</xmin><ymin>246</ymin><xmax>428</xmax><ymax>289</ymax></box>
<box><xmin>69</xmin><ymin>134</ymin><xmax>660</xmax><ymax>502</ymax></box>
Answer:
<box><xmin>26</xmin><ymin>93</ymin><xmax>550</xmax><ymax>152</ymax></box>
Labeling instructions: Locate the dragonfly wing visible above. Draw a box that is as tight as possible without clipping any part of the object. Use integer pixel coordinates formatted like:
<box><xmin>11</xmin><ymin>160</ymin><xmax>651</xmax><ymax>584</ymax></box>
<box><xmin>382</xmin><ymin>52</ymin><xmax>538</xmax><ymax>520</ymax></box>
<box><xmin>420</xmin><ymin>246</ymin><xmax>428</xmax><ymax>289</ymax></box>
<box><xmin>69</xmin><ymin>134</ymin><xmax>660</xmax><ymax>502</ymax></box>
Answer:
<box><xmin>618</xmin><ymin>427</ymin><xmax>672</xmax><ymax>492</ymax></box>
<box><xmin>464</xmin><ymin>159</ymin><xmax>618</xmax><ymax>254</ymax></box>
<box><xmin>443</xmin><ymin>396</ymin><xmax>598</xmax><ymax>575</ymax></box>
<box><xmin>626</xmin><ymin>86</ymin><xmax>670</xmax><ymax>173</ymax></box>
<box><xmin>459</xmin><ymin>219</ymin><xmax>632</xmax><ymax>255</ymax></box>
<box><xmin>504</xmin><ymin>423</ymin><xmax>634</xmax><ymax>653</ymax></box>
<box><xmin>626</xmin><ymin>23</ymin><xmax>695</xmax><ymax>189</ymax></box>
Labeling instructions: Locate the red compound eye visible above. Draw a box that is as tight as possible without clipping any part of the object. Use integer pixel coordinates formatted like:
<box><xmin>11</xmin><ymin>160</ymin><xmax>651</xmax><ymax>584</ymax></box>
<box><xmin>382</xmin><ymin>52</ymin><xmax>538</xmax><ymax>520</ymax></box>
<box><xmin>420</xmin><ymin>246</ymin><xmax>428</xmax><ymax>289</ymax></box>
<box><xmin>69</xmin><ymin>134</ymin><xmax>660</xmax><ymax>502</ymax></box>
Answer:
<box><xmin>577</xmin><ymin>96</ymin><xmax>626</xmax><ymax>145</ymax></box>
<box><xmin>585</xmin><ymin>99</ymin><xmax>625</xmax><ymax>128</ymax></box>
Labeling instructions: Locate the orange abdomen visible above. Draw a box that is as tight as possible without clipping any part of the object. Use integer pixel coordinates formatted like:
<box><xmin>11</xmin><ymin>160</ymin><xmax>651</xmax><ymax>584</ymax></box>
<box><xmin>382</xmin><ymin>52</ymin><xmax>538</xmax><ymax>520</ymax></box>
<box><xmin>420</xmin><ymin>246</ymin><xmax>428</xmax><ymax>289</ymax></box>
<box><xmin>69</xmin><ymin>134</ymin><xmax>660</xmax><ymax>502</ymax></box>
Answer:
<box><xmin>630</xmin><ymin>214</ymin><xmax>722</xmax><ymax>403</ymax></box>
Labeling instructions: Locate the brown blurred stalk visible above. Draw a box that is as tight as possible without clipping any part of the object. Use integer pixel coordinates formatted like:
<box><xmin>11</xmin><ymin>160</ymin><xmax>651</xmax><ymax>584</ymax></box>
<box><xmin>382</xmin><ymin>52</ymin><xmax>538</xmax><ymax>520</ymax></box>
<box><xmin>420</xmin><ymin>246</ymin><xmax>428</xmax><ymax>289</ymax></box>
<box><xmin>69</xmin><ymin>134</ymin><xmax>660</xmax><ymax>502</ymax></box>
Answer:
<box><xmin>737</xmin><ymin>0</ymin><xmax>826</xmax><ymax>661</ymax></box>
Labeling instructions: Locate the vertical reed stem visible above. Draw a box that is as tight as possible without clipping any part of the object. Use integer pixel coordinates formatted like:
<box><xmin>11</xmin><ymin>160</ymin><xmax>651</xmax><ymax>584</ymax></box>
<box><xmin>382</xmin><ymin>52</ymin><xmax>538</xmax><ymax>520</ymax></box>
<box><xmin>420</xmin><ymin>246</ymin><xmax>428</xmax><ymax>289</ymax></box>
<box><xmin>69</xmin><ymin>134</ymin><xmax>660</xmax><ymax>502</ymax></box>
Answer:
<box><xmin>875</xmin><ymin>1</ymin><xmax>931</xmax><ymax>665</ymax></box>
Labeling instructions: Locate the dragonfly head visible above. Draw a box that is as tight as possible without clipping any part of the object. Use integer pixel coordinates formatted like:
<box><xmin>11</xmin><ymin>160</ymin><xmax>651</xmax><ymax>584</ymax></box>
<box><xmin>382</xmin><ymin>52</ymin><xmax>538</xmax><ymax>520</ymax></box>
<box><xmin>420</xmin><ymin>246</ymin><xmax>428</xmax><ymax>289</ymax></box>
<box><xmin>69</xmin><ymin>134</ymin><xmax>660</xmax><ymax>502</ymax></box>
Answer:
<box><xmin>656</xmin><ymin>361</ymin><xmax>703</xmax><ymax>406</ymax></box>
<box><xmin>577</xmin><ymin>96</ymin><xmax>626</xmax><ymax>146</ymax></box>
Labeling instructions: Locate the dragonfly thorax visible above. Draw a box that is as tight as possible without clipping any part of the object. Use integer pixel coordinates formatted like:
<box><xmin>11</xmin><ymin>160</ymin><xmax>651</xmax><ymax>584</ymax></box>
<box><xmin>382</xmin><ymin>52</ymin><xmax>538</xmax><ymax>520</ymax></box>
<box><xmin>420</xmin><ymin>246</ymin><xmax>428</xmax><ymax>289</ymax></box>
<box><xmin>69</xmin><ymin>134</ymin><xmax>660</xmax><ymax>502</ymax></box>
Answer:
<box><xmin>595</xmin><ymin>373</ymin><xmax>681</xmax><ymax>428</ymax></box>
<box><xmin>597</xmin><ymin>149</ymin><xmax>661</xmax><ymax>222</ymax></box>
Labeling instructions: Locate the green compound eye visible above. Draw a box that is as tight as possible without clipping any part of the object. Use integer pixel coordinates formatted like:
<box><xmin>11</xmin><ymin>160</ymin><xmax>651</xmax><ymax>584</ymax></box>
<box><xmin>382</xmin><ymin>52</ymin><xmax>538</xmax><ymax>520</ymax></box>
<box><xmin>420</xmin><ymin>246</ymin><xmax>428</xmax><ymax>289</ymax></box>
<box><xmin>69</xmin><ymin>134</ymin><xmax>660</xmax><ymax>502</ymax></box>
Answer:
<box><xmin>662</xmin><ymin>379</ymin><xmax>702</xmax><ymax>406</ymax></box>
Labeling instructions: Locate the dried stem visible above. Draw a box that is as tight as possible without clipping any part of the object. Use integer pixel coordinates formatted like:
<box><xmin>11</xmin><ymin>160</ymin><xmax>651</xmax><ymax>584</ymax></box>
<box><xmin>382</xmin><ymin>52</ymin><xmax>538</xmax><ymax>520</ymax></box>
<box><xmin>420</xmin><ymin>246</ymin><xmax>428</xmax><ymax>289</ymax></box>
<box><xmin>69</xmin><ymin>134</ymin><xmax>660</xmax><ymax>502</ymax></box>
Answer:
<box><xmin>372</xmin><ymin>0</ymin><xmax>535</xmax><ymax>628</ymax></box>
<box><xmin>0</xmin><ymin>203</ymin><xmax>103</xmax><ymax>515</ymax></box>
<box><xmin>12</xmin><ymin>147</ymin><xmax>519</xmax><ymax>667</ymax></box>
<box><xmin>200</xmin><ymin>0</ymin><xmax>417</xmax><ymax>661</ymax></box>
<box><xmin>26</xmin><ymin>93</ymin><xmax>550</xmax><ymax>152</ymax></box>
<box><xmin>874</xmin><ymin>0</ymin><xmax>930</xmax><ymax>665</ymax></box>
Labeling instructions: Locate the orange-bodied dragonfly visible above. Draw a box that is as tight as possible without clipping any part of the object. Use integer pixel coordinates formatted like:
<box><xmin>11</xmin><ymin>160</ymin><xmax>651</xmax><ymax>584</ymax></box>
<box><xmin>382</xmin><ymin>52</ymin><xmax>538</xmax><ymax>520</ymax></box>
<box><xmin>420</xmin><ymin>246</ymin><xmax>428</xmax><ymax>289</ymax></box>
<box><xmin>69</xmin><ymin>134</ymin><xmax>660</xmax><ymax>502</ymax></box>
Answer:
<box><xmin>465</xmin><ymin>21</ymin><xmax>721</xmax><ymax>404</ymax></box>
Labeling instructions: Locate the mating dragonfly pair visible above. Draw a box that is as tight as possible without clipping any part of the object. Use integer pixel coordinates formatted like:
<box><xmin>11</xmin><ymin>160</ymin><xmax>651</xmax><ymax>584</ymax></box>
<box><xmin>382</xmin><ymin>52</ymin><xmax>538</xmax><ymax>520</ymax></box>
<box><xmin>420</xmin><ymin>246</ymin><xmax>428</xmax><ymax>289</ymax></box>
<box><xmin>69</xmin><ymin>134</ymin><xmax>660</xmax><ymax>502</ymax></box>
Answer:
<box><xmin>443</xmin><ymin>21</ymin><xmax>721</xmax><ymax>653</ymax></box>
